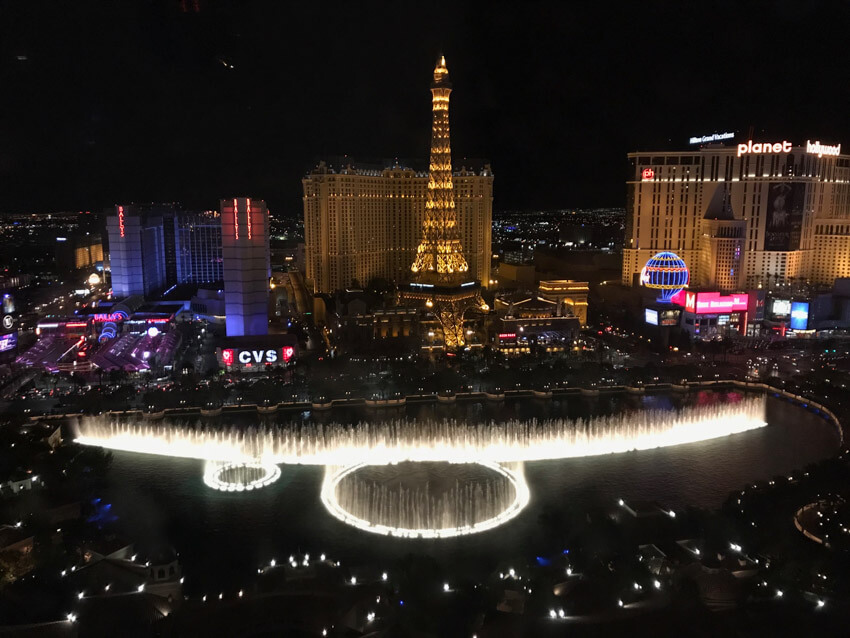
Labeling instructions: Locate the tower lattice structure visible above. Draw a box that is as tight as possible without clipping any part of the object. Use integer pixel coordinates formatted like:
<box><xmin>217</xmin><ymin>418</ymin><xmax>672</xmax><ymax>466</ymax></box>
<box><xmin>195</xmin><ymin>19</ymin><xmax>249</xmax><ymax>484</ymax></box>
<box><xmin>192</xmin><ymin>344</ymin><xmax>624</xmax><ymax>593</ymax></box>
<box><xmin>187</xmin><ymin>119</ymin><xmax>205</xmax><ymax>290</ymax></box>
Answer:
<box><xmin>405</xmin><ymin>56</ymin><xmax>485</xmax><ymax>349</ymax></box>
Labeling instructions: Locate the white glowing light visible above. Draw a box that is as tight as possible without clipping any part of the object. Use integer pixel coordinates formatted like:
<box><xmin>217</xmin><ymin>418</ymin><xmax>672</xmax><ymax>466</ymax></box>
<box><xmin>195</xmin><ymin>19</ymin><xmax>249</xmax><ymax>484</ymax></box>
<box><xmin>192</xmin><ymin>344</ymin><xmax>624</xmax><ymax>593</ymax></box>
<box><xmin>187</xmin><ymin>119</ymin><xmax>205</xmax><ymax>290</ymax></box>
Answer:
<box><xmin>320</xmin><ymin>460</ymin><xmax>530</xmax><ymax>539</ymax></box>
<box><xmin>75</xmin><ymin>398</ymin><xmax>767</xmax><ymax>467</ymax></box>
<box><xmin>203</xmin><ymin>461</ymin><xmax>281</xmax><ymax>492</ymax></box>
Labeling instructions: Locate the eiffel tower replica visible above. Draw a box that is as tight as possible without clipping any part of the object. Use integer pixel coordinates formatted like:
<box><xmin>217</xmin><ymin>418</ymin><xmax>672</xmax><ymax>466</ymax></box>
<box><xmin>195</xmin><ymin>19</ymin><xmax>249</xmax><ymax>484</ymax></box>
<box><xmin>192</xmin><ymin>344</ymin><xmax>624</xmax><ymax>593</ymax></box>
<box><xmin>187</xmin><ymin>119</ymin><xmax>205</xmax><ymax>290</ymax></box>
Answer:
<box><xmin>403</xmin><ymin>56</ymin><xmax>486</xmax><ymax>350</ymax></box>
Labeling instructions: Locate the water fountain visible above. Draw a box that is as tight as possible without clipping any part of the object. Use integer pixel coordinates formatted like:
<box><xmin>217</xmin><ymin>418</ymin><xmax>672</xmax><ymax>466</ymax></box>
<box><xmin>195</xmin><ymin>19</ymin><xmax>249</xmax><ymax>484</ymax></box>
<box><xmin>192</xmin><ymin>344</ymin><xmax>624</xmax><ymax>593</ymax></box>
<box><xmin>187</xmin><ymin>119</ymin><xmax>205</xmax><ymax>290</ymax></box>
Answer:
<box><xmin>74</xmin><ymin>396</ymin><xmax>766</xmax><ymax>466</ymax></box>
<box><xmin>74</xmin><ymin>396</ymin><xmax>767</xmax><ymax>537</ymax></box>
<box><xmin>321</xmin><ymin>461</ymin><xmax>529</xmax><ymax>538</ymax></box>
<box><xmin>203</xmin><ymin>461</ymin><xmax>282</xmax><ymax>492</ymax></box>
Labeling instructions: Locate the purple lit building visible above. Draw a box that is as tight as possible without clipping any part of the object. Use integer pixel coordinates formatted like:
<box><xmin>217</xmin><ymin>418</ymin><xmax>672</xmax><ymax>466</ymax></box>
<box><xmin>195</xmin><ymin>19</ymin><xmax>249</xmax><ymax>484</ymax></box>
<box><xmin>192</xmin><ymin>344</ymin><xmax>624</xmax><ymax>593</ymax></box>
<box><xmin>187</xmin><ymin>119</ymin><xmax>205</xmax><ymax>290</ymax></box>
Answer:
<box><xmin>221</xmin><ymin>198</ymin><xmax>270</xmax><ymax>337</ymax></box>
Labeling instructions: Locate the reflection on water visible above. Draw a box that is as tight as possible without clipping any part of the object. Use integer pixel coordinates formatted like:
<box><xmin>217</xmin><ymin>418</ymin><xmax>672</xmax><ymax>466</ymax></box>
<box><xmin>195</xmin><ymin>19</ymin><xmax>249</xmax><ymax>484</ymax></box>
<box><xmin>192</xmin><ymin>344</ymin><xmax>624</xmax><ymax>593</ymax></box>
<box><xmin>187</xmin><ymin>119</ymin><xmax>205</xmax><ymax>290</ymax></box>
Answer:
<box><xmin>97</xmin><ymin>392</ymin><xmax>839</xmax><ymax>592</ymax></box>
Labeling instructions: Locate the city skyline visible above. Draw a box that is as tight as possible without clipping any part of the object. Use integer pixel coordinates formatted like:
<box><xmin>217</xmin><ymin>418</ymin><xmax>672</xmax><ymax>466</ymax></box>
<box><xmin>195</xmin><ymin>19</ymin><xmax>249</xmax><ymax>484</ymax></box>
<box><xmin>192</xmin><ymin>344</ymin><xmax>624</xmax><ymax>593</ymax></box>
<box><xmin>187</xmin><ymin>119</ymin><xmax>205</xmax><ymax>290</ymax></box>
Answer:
<box><xmin>2</xmin><ymin>1</ymin><xmax>849</xmax><ymax>215</ymax></box>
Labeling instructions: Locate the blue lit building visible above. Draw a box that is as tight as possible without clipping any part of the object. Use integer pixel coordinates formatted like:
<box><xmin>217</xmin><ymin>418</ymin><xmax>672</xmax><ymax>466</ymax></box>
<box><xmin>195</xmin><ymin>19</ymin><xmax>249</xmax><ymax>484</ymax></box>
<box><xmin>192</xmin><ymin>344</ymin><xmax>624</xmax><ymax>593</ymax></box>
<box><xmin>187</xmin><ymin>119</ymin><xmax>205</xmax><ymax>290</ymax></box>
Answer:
<box><xmin>107</xmin><ymin>205</ymin><xmax>223</xmax><ymax>299</ymax></box>
<box><xmin>221</xmin><ymin>197</ymin><xmax>270</xmax><ymax>336</ymax></box>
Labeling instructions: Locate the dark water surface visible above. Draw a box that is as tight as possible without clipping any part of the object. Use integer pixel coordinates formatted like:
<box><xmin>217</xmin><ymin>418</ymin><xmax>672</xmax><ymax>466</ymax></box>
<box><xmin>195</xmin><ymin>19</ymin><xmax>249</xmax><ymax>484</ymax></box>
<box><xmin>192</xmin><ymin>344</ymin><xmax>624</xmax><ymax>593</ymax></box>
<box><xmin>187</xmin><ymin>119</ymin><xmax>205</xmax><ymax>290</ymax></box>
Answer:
<box><xmin>98</xmin><ymin>391</ymin><xmax>839</xmax><ymax>593</ymax></box>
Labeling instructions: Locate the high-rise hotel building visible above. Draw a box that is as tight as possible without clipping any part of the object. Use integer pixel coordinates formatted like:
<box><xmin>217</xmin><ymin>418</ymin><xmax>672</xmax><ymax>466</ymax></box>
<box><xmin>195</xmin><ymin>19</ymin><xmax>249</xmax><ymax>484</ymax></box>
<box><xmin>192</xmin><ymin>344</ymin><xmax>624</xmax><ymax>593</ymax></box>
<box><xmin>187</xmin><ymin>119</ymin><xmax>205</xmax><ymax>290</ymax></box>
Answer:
<box><xmin>221</xmin><ymin>197</ymin><xmax>270</xmax><ymax>336</ymax></box>
<box><xmin>303</xmin><ymin>161</ymin><xmax>493</xmax><ymax>294</ymax></box>
<box><xmin>622</xmin><ymin>139</ymin><xmax>850</xmax><ymax>290</ymax></box>
<box><xmin>106</xmin><ymin>204</ymin><xmax>223</xmax><ymax>299</ymax></box>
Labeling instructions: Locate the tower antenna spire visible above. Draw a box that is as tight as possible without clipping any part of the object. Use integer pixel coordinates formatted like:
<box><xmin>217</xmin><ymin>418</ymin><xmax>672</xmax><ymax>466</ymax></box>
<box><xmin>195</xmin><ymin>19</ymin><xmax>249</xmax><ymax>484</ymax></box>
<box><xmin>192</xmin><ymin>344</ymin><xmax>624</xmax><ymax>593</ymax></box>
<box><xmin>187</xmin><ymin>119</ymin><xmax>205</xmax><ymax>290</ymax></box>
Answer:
<box><xmin>404</xmin><ymin>55</ymin><xmax>486</xmax><ymax>349</ymax></box>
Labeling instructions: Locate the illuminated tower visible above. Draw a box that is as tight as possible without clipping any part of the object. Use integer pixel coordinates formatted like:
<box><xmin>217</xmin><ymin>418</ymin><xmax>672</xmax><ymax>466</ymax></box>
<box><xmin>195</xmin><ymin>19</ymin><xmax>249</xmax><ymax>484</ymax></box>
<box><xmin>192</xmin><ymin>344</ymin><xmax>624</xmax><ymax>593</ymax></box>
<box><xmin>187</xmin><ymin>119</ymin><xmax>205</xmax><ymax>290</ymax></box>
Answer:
<box><xmin>221</xmin><ymin>197</ymin><xmax>270</xmax><ymax>336</ymax></box>
<box><xmin>404</xmin><ymin>56</ymin><xmax>486</xmax><ymax>349</ymax></box>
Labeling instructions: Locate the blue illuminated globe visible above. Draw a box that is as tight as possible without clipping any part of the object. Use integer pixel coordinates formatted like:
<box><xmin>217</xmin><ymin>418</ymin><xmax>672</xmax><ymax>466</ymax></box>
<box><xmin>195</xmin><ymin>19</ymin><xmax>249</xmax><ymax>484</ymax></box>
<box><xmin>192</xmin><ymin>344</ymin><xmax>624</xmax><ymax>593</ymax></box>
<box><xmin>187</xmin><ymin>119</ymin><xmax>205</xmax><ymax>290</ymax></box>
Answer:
<box><xmin>640</xmin><ymin>251</ymin><xmax>689</xmax><ymax>303</ymax></box>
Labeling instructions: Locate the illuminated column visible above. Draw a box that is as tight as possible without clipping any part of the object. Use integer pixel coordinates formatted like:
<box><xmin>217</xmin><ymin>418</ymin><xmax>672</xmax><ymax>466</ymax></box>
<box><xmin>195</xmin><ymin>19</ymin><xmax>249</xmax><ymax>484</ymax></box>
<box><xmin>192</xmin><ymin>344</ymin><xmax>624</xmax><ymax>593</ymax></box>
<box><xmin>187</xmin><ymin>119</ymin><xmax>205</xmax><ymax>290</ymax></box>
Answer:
<box><xmin>221</xmin><ymin>197</ymin><xmax>270</xmax><ymax>336</ymax></box>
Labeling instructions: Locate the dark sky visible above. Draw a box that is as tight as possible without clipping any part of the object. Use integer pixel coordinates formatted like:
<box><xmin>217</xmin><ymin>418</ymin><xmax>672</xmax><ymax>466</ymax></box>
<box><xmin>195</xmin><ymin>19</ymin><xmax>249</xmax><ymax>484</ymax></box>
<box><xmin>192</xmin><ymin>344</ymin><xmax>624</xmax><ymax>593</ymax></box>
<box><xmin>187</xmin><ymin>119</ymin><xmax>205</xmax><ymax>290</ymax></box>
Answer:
<box><xmin>1</xmin><ymin>0</ymin><xmax>849</xmax><ymax>216</ymax></box>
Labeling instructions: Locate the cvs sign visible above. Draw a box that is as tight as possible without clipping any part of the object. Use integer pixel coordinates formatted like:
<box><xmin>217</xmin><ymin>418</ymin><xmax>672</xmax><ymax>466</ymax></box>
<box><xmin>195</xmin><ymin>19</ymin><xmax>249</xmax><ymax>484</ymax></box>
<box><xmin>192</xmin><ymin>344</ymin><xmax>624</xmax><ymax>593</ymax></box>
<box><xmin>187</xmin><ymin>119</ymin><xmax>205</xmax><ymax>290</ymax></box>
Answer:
<box><xmin>222</xmin><ymin>346</ymin><xmax>295</xmax><ymax>366</ymax></box>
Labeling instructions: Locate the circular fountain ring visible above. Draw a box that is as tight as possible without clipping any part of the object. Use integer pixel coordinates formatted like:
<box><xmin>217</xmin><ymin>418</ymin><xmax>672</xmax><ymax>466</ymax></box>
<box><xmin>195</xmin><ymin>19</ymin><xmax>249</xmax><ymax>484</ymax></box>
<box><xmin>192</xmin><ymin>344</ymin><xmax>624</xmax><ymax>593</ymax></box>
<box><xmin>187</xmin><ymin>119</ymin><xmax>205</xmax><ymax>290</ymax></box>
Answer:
<box><xmin>204</xmin><ymin>461</ymin><xmax>281</xmax><ymax>492</ymax></box>
<box><xmin>320</xmin><ymin>460</ymin><xmax>530</xmax><ymax>539</ymax></box>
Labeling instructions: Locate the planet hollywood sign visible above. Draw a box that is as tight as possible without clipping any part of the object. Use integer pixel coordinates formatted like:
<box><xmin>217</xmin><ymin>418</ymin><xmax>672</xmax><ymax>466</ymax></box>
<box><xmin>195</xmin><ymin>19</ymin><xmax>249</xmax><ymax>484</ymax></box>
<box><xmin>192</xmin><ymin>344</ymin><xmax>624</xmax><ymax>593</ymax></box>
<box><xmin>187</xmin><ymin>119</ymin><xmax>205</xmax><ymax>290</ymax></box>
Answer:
<box><xmin>736</xmin><ymin>139</ymin><xmax>841</xmax><ymax>158</ymax></box>
<box><xmin>221</xmin><ymin>346</ymin><xmax>295</xmax><ymax>366</ymax></box>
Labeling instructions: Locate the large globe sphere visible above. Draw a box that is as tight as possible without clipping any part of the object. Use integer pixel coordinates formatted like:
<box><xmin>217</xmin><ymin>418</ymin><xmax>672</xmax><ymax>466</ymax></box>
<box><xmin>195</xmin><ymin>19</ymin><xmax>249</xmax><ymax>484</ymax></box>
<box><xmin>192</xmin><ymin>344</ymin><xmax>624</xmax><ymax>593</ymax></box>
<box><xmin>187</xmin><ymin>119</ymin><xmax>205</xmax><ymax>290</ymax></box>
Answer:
<box><xmin>641</xmin><ymin>251</ymin><xmax>689</xmax><ymax>302</ymax></box>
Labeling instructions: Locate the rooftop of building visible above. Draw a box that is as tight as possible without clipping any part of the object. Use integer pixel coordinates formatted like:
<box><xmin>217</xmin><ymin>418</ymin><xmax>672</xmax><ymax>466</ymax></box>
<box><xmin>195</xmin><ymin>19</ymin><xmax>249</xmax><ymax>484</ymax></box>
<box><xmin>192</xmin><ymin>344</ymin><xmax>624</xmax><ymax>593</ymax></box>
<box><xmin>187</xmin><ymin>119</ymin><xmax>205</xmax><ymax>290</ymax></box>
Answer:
<box><xmin>306</xmin><ymin>157</ymin><xmax>493</xmax><ymax>177</ymax></box>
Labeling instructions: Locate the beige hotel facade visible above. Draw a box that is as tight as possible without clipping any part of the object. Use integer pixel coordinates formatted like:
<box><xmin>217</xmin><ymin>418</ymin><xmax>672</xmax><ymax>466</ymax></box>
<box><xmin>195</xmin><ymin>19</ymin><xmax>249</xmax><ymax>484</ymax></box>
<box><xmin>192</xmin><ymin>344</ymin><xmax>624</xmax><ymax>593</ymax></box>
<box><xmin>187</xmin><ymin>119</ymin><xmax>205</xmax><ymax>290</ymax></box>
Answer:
<box><xmin>622</xmin><ymin>139</ymin><xmax>850</xmax><ymax>291</ymax></box>
<box><xmin>303</xmin><ymin>160</ymin><xmax>493</xmax><ymax>294</ymax></box>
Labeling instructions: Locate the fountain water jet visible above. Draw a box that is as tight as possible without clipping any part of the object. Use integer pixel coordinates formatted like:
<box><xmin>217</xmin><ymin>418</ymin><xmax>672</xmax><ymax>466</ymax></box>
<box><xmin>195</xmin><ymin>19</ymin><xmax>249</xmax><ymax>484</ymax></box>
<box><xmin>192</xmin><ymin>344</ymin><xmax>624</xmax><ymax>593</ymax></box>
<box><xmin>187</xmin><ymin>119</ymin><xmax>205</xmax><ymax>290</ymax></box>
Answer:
<box><xmin>72</xmin><ymin>395</ymin><xmax>768</xmax><ymax>537</ymax></box>
<box><xmin>74</xmin><ymin>396</ymin><xmax>767</xmax><ymax>466</ymax></box>
<box><xmin>203</xmin><ymin>461</ymin><xmax>281</xmax><ymax>492</ymax></box>
<box><xmin>320</xmin><ymin>461</ymin><xmax>529</xmax><ymax>538</ymax></box>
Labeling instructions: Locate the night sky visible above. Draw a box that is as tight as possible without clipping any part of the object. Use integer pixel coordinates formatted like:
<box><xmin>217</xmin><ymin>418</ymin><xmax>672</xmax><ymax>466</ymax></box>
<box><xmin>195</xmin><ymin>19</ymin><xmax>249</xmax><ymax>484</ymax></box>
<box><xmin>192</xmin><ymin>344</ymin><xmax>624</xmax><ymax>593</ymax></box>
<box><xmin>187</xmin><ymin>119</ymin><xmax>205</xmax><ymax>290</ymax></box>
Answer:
<box><xmin>1</xmin><ymin>0</ymin><xmax>849</xmax><ymax>216</ymax></box>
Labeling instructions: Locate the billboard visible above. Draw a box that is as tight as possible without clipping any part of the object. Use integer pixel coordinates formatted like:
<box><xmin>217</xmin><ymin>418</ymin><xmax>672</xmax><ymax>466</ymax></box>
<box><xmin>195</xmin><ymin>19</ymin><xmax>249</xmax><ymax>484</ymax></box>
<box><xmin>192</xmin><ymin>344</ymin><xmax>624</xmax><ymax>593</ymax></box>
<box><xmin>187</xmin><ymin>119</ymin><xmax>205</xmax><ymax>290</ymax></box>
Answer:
<box><xmin>764</xmin><ymin>182</ymin><xmax>804</xmax><ymax>251</ymax></box>
<box><xmin>0</xmin><ymin>332</ymin><xmax>16</xmax><ymax>353</ymax></box>
<box><xmin>790</xmin><ymin>302</ymin><xmax>809</xmax><ymax>331</ymax></box>
<box><xmin>645</xmin><ymin>308</ymin><xmax>659</xmax><ymax>325</ymax></box>
<box><xmin>221</xmin><ymin>346</ymin><xmax>295</xmax><ymax>366</ymax></box>
<box><xmin>659</xmin><ymin>308</ymin><xmax>681</xmax><ymax>326</ymax></box>
<box><xmin>772</xmin><ymin>299</ymin><xmax>791</xmax><ymax>316</ymax></box>
<box><xmin>671</xmin><ymin>290</ymin><xmax>749</xmax><ymax>314</ymax></box>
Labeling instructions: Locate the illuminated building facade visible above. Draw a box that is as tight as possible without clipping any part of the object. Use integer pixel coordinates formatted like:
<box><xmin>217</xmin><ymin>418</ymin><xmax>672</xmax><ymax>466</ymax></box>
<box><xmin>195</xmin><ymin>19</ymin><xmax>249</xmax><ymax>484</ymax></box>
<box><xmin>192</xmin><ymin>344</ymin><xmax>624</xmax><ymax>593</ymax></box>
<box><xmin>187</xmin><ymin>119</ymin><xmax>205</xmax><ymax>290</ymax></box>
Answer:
<box><xmin>107</xmin><ymin>205</ymin><xmax>153</xmax><ymax>297</ymax></box>
<box><xmin>107</xmin><ymin>204</ymin><xmax>224</xmax><ymax>299</ymax></box>
<box><xmin>55</xmin><ymin>235</ymin><xmax>104</xmax><ymax>272</ymax></box>
<box><xmin>221</xmin><ymin>197</ymin><xmax>270</xmax><ymax>337</ymax></box>
<box><xmin>176</xmin><ymin>211</ymin><xmax>223</xmax><ymax>284</ymax></box>
<box><xmin>303</xmin><ymin>161</ymin><xmax>492</xmax><ymax>294</ymax></box>
<box><xmin>623</xmin><ymin>141</ymin><xmax>850</xmax><ymax>290</ymax></box>
<box><xmin>302</xmin><ymin>56</ymin><xmax>493</xmax><ymax>297</ymax></box>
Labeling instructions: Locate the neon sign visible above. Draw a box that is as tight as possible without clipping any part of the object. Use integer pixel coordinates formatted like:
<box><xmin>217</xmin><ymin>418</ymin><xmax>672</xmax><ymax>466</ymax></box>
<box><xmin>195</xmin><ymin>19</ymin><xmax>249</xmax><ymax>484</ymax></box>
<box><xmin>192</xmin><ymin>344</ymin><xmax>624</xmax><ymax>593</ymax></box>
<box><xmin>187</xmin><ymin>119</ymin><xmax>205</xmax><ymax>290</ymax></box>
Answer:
<box><xmin>233</xmin><ymin>198</ymin><xmax>239</xmax><ymax>240</ymax></box>
<box><xmin>237</xmin><ymin>349</ymin><xmax>279</xmax><ymax>364</ymax></box>
<box><xmin>498</xmin><ymin>333</ymin><xmax>517</xmax><ymax>340</ymax></box>
<box><xmin>93</xmin><ymin>312</ymin><xmax>128</xmax><ymax>323</ymax></box>
<box><xmin>689</xmin><ymin>132</ymin><xmax>734</xmax><ymax>145</ymax></box>
<box><xmin>806</xmin><ymin>140</ymin><xmax>841</xmax><ymax>158</ymax></box>
<box><xmin>737</xmin><ymin>140</ymin><xmax>792</xmax><ymax>157</ymax></box>
<box><xmin>671</xmin><ymin>290</ymin><xmax>748</xmax><ymax>314</ymax></box>
<box><xmin>246</xmin><ymin>198</ymin><xmax>252</xmax><ymax>240</ymax></box>
<box><xmin>118</xmin><ymin>205</ymin><xmax>125</xmax><ymax>238</ymax></box>
<box><xmin>222</xmin><ymin>347</ymin><xmax>295</xmax><ymax>366</ymax></box>
<box><xmin>641</xmin><ymin>168</ymin><xmax>655</xmax><ymax>180</ymax></box>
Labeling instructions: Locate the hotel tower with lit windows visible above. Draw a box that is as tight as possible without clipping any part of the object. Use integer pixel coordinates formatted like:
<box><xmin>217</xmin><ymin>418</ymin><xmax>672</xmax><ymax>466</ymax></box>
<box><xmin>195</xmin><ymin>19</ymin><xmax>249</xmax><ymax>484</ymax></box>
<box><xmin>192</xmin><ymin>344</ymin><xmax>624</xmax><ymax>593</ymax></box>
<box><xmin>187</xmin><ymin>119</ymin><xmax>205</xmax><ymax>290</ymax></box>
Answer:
<box><xmin>622</xmin><ymin>139</ymin><xmax>850</xmax><ymax>290</ymax></box>
<box><xmin>302</xmin><ymin>71</ymin><xmax>493</xmax><ymax>296</ymax></box>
